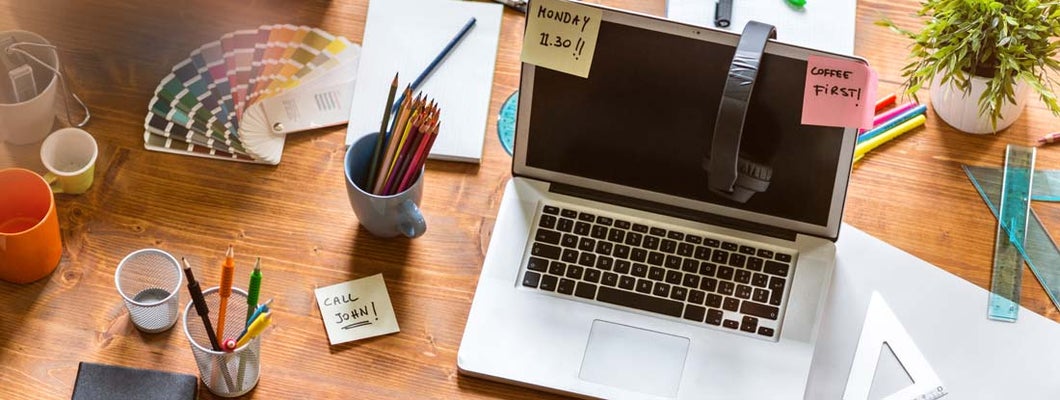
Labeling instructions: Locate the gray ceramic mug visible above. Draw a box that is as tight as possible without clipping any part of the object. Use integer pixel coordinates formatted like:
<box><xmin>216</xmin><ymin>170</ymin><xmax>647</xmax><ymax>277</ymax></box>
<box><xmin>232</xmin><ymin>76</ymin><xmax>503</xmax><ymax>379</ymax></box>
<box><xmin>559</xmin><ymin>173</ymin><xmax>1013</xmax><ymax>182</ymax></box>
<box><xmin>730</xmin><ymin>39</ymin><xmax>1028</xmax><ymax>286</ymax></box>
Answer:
<box><xmin>344</xmin><ymin>132</ymin><xmax>426</xmax><ymax>238</ymax></box>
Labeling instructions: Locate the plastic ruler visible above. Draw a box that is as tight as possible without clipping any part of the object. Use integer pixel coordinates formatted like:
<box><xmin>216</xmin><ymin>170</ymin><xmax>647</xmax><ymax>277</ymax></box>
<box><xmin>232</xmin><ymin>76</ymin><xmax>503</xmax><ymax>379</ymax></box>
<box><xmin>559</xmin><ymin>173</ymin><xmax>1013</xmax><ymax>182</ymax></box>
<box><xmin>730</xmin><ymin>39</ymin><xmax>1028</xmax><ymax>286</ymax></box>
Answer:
<box><xmin>963</xmin><ymin>149</ymin><xmax>1060</xmax><ymax>321</ymax></box>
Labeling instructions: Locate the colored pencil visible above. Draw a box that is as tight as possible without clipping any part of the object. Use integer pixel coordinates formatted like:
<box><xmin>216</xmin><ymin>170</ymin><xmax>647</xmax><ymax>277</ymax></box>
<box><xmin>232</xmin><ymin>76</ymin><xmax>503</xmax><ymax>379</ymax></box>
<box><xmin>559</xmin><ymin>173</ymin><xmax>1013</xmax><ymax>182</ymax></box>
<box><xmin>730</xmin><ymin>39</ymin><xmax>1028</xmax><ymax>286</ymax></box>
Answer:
<box><xmin>399</xmin><ymin>121</ymin><xmax>439</xmax><ymax>192</ymax></box>
<box><xmin>373</xmin><ymin>89</ymin><xmax>413</xmax><ymax>194</ymax></box>
<box><xmin>1037</xmin><ymin>132</ymin><xmax>1060</xmax><ymax>145</ymax></box>
<box><xmin>216</xmin><ymin>245</ymin><xmax>235</xmax><ymax>341</ymax></box>
<box><xmin>390</xmin><ymin>17</ymin><xmax>477</xmax><ymax>115</ymax></box>
<box><xmin>368</xmin><ymin>73</ymin><xmax>399</xmax><ymax>190</ymax></box>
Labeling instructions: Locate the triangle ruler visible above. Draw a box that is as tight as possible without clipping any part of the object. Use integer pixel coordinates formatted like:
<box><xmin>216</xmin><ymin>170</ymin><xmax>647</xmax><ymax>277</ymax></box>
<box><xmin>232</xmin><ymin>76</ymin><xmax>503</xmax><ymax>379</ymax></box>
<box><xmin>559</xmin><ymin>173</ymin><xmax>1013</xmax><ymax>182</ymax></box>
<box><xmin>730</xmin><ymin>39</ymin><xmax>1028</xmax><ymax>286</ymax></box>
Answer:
<box><xmin>843</xmin><ymin>292</ymin><xmax>947</xmax><ymax>400</ymax></box>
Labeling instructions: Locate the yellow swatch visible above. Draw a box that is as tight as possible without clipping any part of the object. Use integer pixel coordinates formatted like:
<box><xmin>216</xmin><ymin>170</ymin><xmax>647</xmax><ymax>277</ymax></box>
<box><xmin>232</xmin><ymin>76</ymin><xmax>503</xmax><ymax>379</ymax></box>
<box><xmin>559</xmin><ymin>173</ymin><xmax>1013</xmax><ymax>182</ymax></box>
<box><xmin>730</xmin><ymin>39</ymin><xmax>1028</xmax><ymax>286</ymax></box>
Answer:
<box><xmin>520</xmin><ymin>0</ymin><xmax>601</xmax><ymax>78</ymax></box>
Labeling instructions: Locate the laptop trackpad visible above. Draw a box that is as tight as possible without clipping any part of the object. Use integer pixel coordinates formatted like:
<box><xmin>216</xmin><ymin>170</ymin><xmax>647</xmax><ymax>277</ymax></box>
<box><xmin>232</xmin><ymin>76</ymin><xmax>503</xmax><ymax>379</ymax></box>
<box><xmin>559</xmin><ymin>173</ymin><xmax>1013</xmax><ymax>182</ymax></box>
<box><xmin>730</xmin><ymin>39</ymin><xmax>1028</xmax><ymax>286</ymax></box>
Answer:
<box><xmin>579</xmin><ymin>320</ymin><xmax>690</xmax><ymax>397</ymax></box>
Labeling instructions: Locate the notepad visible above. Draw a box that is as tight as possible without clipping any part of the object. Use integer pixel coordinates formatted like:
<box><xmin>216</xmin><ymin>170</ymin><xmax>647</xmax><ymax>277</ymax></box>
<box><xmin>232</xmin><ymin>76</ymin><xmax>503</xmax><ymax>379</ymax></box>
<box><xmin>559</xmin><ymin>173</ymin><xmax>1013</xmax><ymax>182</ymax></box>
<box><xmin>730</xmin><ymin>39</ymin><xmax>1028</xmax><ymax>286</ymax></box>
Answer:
<box><xmin>71</xmin><ymin>362</ymin><xmax>198</xmax><ymax>400</ymax></box>
<box><xmin>345</xmin><ymin>0</ymin><xmax>502</xmax><ymax>163</ymax></box>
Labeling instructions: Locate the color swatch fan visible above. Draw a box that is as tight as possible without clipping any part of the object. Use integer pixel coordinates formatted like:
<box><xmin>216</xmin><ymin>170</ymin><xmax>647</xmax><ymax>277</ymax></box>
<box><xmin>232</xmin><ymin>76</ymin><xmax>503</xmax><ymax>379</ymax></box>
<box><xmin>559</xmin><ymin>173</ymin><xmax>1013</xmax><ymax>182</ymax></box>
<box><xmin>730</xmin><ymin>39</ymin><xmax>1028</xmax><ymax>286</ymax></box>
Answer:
<box><xmin>144</xmin><ymin>25</ymin><xmax>361</xmax><ymax>164</ymax></box>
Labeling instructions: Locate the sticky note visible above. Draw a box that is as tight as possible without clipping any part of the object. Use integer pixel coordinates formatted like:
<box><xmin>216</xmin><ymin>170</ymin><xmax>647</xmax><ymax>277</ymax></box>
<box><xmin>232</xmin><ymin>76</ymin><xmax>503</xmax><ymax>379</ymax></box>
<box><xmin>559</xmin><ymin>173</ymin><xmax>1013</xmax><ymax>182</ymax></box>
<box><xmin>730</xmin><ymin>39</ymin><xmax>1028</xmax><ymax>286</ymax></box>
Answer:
<box><xmin>520</xmin><ymin>0</ymin><xmax>602</xmax><ymax>78</ymax></box>
<box><xmin>801</xmin><ymin>55</ymin><xmax>878</xmax><ymax>129</ymax></box>
<box><xmin>314</xmin><ymin>274</ymin><xmax>399</xmax><ymax>345</ymax></box>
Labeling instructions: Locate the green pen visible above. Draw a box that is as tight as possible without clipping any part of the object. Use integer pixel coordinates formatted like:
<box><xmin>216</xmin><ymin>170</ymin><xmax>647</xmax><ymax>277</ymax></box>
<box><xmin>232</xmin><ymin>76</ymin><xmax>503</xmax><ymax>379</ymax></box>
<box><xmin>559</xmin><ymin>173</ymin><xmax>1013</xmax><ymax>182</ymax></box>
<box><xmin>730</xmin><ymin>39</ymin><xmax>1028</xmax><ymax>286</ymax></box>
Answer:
<box><xmin>786</xmin><ymin>0</ymin><xmax>806</xmax><ymax>8</ymax></box>
<box><xmin>245</xmin><ymin>257</ymin><xmax>262</xmax><ymax>327</ymax></box>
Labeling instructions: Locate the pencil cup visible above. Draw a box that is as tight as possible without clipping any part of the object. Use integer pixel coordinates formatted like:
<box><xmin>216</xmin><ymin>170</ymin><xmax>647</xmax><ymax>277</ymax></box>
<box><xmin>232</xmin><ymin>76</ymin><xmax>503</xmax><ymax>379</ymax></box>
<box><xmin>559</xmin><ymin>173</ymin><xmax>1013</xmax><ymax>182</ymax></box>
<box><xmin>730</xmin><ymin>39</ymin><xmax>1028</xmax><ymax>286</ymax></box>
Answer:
<box><xmin>182</xmin><ymin>287</ymin><xmax>261</xmax><ymax>397</ymax></box>
<box><xmin>115</xmin><ymin>249</ymin><xmax>183</xmax><ymax>333</ymax></box>
<box><xmin>344</xmin><ymin>132</ymin><xmax>426</xmax><ymax>238</ymax></box>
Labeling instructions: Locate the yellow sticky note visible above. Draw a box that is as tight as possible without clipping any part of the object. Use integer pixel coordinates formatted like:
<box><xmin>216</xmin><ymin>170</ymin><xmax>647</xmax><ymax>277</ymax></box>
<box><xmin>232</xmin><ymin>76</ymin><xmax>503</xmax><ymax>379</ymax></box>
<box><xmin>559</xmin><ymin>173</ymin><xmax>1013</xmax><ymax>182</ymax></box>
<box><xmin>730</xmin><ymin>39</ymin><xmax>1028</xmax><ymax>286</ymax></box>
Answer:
<box><xmin>520</xmin><ymin>0</ymin><xmax>601</xmax><ymax>78</ymax></box>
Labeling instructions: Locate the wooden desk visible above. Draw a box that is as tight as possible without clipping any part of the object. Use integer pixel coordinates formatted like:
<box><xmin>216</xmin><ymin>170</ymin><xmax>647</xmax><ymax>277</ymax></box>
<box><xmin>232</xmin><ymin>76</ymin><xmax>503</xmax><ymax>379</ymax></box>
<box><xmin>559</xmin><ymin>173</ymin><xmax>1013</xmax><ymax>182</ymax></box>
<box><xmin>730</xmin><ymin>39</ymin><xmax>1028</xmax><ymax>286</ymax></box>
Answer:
<box><xmin>1</xmin><ymin>0</ymin><xmax>1057</xmax><ymax>398</ymax></box>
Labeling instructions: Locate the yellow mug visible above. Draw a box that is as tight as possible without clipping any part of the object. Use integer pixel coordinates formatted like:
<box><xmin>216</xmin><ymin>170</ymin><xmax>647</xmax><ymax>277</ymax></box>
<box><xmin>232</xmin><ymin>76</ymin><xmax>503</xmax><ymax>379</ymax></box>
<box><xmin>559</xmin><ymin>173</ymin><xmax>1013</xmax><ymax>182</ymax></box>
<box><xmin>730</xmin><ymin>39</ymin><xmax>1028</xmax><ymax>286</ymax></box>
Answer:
<box><xmin>0</xmin><ymin>168</ymin><xmax>62</xmax><ymax>283</ymax></box>
<box><xmin>40</xmin><ymin>127</ymin><xmax>97</xmax><ymax>194</ymax></box>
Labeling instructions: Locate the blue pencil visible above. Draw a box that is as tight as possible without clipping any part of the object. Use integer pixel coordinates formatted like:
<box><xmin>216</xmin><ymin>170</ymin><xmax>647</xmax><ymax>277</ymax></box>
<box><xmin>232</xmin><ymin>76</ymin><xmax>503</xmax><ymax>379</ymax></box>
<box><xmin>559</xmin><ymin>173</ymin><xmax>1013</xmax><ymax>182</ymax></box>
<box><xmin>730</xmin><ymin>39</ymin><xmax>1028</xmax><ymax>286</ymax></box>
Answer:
<box><xmin>857</xmin><ymin>104</ymin><xmax>927</xmax><ymax>145</ymax></box>
<box><xmin>390</xmin><ymin>16</ymin><xmax>477</xmax><ymax>114</ymax></box>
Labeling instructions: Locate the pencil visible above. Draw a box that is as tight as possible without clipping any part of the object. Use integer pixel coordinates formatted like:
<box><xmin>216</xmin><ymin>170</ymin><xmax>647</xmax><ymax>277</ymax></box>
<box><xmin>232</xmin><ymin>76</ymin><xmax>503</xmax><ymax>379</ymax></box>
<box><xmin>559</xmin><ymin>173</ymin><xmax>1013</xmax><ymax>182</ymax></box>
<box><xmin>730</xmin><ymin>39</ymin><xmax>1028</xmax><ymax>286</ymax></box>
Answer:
<box><xmin>245</xmin><ymin>257</ymin><xmax>262</xmax><ymax>326</ymax></box>
<box><xmin>854</xmin><ymin>114</ymin><xmax>926</xmax><ymax>161</ymax></box>
<box><xmin>390</xmin><ymin>17</ymin><xmax>477</xmax><ymax>115</ymax></box>
<box><xmin>374</xmin><ymin>90</ymin><xmax>414</xmax><ymax>194</ymax></box>
<box><xmin>216</xmin><ymin>245</ymin><xmax>235</xmax><ymax>341</ymax></box>
<box><xmin>368</xmin><ymin>73</ymin><xmax>400</xmax><ymax>190</ymax></box>
<box><xmin>181</xmin><ymin>258</ymin><xmax>222</xmax><ymax>351</ymax></box>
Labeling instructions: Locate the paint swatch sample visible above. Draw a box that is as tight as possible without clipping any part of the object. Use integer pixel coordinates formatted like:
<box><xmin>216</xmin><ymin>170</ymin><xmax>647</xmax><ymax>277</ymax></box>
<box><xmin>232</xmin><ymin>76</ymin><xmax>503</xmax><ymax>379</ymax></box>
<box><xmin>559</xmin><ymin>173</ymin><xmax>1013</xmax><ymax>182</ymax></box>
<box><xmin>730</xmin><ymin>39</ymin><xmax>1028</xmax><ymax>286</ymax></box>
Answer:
<box><xmin>144</xmin><ymin>25</ymin><xmax>361</xmax><ymax>165</ymax></box>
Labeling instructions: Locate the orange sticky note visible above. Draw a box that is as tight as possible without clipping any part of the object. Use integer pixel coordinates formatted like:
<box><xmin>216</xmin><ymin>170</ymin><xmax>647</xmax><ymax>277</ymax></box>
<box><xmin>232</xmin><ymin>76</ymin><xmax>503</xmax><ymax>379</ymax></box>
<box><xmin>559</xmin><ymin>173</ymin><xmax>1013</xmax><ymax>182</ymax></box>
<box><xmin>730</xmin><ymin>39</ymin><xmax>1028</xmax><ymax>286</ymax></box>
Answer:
<box><xmin>801</xmin><ymin>55</ymin><xmax>878</xmax><ymax>129</ymax></box>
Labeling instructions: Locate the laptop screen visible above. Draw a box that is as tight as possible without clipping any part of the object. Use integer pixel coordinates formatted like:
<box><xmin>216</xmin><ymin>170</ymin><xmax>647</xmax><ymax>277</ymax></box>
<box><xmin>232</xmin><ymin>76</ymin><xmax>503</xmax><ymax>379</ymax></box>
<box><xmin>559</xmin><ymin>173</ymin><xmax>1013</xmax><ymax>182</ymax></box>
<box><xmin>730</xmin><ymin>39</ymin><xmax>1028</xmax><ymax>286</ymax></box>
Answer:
<box><xmin>513</xmin><ymin>7</ymin><xmax>858</xmax><ymax>240</ymax></box>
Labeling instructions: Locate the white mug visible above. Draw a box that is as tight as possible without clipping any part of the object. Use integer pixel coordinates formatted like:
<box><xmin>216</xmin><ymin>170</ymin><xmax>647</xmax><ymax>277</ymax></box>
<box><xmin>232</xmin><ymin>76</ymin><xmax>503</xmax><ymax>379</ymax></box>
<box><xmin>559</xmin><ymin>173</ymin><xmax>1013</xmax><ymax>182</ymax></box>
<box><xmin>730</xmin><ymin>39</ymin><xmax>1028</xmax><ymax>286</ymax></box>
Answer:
<box><xmin>0</xmin><ymin>30</ymin><xmax>59</xmax><ymax>145</ymax></box>
<box><xmin>40</xmin><ymin>127</ymin><xmax>97</xmax><ymax>194</ymax></box>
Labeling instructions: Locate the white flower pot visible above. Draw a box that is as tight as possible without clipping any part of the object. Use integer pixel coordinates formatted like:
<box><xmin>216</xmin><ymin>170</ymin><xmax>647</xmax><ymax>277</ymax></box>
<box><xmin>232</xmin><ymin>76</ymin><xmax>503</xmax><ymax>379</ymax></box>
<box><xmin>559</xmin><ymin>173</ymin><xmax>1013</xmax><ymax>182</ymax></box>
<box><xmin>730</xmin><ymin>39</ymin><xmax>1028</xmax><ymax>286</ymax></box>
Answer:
<box><xmin>929</xmin><ymin>75</ymin><xmax>1029</xmax><ymax>134</ymax></box>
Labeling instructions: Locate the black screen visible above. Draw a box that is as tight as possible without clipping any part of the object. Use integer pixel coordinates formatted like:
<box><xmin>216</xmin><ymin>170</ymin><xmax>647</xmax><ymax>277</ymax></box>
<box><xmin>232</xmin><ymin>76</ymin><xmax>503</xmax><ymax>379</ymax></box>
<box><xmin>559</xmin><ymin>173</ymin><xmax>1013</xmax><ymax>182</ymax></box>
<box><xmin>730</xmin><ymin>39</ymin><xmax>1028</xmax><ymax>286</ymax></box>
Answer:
<box><xmin>525</xmin><ymin>21</ymin><xmax>848</xmax><ymax>227</ymax></box>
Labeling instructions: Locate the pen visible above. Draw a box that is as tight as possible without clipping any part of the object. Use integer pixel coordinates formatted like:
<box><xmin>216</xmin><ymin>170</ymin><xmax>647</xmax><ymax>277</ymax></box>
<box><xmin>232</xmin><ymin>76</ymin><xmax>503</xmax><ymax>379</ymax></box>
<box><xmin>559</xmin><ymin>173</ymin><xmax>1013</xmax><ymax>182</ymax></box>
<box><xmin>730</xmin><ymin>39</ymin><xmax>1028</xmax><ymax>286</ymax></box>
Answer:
<box><xmin>245</xmin><ymin>257</ymin><xmax>262</xmax><ymax>327</ymax></box>
<box><xmin>390</xmin><ymin>17</ymin><xmax>476</xmax><ymax>114</ymax></box>
<box><xmin>236</xmin><ymin>298</ymin><xmax>273</xmax><ymax>340</ymax></box>
<box><xmin>715</xmin><ymin>0</ymin><xmax>733</xmax><ymax>28</ymax></box>
<box><xmin>181</xmin><ymin>258</ymin><xmax>222</xmax><ymax>351</ymax></box>
<box><xmin>216</xmin><ymin>245</ymin><xmax>235</xmax><ymax>341</ymax></box>
<box><xmin>235</xmin><ymin>311</ymin><xmax>272</xmax><ymax>349</ymax></box>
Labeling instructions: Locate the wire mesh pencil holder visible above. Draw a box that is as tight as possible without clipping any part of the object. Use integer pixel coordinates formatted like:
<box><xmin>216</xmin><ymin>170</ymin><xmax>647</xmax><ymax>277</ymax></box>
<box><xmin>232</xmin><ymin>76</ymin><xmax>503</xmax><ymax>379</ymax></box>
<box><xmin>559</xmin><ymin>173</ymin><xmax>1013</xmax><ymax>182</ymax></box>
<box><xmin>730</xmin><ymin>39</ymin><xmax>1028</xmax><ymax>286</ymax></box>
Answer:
<box><xmin>182</xmin><ymin>287</ymin><xmax>261</xmax><ymax>397</ymax></box>
<box><xmin>114</xmin><ymin>248</ymin><xmax>182</xmax><ymax>333</ymax></box>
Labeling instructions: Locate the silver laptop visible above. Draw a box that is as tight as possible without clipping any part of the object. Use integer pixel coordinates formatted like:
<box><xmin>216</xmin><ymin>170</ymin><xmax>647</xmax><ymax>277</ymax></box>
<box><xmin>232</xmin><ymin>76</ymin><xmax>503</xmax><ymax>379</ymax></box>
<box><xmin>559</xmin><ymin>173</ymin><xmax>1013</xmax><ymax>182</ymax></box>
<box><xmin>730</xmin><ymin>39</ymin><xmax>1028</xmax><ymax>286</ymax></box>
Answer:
<box><xmin>458</xmin><ymin>4</ymin><xmax>860</xmax><ymax>399</ymax></box>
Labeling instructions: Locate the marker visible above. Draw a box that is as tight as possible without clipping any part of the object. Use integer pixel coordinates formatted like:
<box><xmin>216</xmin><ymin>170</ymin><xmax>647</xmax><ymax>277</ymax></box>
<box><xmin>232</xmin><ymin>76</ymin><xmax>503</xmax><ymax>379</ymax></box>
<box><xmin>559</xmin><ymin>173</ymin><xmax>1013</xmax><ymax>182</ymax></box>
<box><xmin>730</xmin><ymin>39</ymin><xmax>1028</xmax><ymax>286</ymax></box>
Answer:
<box><xmin>858</xmin><ymin>104</ymin><xmax>927</xmax><ymax>144</ymax></box>
<box><xmin>235</xmin><ymin>311</ymin><xmax>272</xmax><ymax>349</ymax></box>
<box><xmin>874</xmin><ymin>93</ymin><xmax>897</xmax><ymax>113</ymax></box>
<box><xmin>786</xmin><ymin>0</ymin><xmax>806</xmax><ymax>8</ymax></box>
<box><xmin>854</xmin><ymin>114</ymin><xmax>927</xmax><ymax>161</ymax></box>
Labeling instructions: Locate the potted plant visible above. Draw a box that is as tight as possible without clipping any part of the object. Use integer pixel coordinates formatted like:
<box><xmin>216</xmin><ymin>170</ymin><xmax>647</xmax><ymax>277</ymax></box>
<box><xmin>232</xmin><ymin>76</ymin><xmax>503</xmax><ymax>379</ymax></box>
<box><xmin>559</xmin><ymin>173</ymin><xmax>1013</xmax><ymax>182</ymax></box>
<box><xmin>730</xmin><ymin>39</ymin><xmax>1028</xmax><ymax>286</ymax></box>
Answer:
<box><xmin>879</xmin><ymin>0</ymin><xmax>1060</xmax><ymax>133</ymax></box>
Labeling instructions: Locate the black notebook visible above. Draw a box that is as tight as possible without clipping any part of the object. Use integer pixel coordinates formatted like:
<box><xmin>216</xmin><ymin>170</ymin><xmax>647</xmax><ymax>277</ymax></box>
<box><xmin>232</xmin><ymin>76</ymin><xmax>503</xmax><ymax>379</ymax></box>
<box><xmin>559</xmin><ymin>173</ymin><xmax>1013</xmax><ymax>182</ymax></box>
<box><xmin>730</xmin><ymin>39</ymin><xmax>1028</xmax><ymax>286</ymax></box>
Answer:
<box><xmin>71</xmin><ymin>362</ymin><xmax>198</xmax><ymax>400</ymax></box>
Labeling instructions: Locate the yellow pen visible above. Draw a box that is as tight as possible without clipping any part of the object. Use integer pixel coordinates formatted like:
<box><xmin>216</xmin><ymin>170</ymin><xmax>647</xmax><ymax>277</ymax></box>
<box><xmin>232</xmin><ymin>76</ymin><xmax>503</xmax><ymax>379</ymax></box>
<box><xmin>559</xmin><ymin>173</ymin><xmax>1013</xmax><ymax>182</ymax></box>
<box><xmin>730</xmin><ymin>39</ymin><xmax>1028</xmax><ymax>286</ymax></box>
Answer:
<box><xmin>235</xmin><ymin>311</ymin><xmax>272</xmax><ymax>349</ymax></box>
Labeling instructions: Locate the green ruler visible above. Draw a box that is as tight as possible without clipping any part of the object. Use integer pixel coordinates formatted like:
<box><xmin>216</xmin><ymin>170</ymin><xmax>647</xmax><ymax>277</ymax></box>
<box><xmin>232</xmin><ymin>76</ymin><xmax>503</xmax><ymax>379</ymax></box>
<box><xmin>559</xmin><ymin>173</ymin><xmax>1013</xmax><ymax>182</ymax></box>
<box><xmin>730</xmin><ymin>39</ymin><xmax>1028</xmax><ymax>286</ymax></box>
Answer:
<box><xmin>963</xmin><ymin>148</ymin><xmax>1060</xmax><ymax>322</ymax></box>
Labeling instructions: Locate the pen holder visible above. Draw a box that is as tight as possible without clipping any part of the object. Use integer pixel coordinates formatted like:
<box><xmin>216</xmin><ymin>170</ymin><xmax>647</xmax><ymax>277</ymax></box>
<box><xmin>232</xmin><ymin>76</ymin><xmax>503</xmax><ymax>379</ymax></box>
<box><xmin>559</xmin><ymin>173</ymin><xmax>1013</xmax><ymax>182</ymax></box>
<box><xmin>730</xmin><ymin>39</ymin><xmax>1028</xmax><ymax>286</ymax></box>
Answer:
<box><xmin>181</xmin><ymin>287</ymin><xmax>262</xmax><ymax>397</ymax></box>
<box><xmin>115</xmin><ymin>249</ymin><xmax>182</xmax><ymax>333</ymax></box>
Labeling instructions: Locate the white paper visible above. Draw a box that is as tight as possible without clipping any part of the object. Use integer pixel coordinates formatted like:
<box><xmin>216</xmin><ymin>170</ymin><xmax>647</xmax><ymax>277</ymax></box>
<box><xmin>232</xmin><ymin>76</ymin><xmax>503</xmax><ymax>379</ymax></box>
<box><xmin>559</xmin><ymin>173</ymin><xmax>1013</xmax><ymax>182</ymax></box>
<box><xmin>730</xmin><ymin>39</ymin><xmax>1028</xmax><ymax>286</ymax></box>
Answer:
<box><xmin>666</xmin><ymin>0</ymin><xmax>856</xmax><ymax>55</ymax></box>
<box><xmin>314</xmin><ymin>274</ymin><xmax>399</xmax><ymax>345</ymax></box>
<box><xmin>345</xmin><ymin>0</ymin><xmax>503</xmax><ymax>163</ymax></box>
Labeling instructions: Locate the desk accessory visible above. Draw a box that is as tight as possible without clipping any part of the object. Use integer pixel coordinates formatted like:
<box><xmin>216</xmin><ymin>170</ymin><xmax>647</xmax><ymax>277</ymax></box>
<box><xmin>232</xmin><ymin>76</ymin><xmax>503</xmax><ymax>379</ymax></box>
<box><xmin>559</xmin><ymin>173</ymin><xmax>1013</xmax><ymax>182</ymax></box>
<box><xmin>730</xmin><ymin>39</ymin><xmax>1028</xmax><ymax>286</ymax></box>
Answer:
<box><xmin>314</xmin><ymin>274</ymin><xmax>399</xmax><ymax>345</ymax></box>
<box><xmin>0</xmin><ymin>168</ymin><xmax>61</xmax><ymax>283</ymax></box>
<box><xmin>497</xmin><ymin>90</ymin><xmax>518</xmax><ymax>155</ymax></box>
<box><xmin>40</xmin><ymin>127</ymin><xmax>97</xmax><ymax>194</ymax></box>
<box><xmin>71</xmin><ymin>362</ymin><xmax>198</xmax><ymax>400</ymax></box>
<box><xmin>346</xmin><ymin>0</ymin><xmax>502</xmax><ymax>163</ymax></box>
<box><xmin>842</xmin><ymin>292</ymin><xmax>946</xmax><ymax>400</ymax></box>
<box><xmin>182</xmin><ymin>287</ymin><xmax>259</xmax><ymax>397</ymax></box>
<box><xmin>964</xmin><ymin>162</ymin><xmax>1060</xmax><ymax>320</ymax></box>
<box><xmin>144</xmin><ymin>25</ymin><xmax>361</xmax><ymax>164</ymax></box>
<box><xmin>986</xmin><ymin>145</ymin><xmax>1034</xmax><ymax>322</ymax></box>
<box><xmin>345</xmin><ymin>131</ymin><xmax>427</xmax><ymax>238</ymax></box>
<box><xmin>0</xmin><ymin>31</ymin><xmax>58</xmax><ymax>145</ymax></box>
<box><xmin>115</xmin><ymin>249</ymin><xmax>183</xmax><ymax>333</ymax></box>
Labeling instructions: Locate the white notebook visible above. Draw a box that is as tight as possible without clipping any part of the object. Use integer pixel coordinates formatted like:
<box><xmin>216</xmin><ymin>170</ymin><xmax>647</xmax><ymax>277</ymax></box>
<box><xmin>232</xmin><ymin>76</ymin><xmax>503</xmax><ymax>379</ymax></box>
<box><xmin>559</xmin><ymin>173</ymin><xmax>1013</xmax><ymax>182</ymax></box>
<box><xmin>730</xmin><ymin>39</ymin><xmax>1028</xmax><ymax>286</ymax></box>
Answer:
<box><xmin>345</xmin><ymin>0</ymin><xmax>502</xmax><ymax>163</ymax></box>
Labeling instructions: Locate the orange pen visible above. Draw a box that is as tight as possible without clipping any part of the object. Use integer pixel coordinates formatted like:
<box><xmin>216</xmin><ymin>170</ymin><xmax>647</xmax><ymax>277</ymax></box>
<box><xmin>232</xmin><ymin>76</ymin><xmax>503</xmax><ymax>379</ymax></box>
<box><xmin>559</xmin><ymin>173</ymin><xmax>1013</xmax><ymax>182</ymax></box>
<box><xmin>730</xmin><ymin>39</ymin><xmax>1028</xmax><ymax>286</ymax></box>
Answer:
<box><xmin>216</xmin><ymin>245</ymin><xmax>235</xmax><ymax>341</ymax></box>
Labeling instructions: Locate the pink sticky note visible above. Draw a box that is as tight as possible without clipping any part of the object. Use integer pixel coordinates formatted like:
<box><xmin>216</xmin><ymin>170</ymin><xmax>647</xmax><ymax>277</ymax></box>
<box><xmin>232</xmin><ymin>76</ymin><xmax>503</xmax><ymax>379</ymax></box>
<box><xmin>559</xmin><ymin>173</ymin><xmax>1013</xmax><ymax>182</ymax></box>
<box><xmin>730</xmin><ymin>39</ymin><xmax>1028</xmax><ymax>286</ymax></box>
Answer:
<box><xmin>801</xmin><ymin>55</ymin><xmax>878</xmax><ymax>129</ymax></box>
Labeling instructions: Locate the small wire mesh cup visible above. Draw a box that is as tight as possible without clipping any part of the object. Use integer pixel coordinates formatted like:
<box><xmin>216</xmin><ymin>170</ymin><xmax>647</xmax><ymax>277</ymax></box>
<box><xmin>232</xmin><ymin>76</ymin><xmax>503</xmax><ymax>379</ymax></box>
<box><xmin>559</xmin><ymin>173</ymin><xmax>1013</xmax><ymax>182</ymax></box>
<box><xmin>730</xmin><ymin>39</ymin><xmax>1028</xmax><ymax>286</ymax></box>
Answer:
<box><xmin>114</xmin><ymin>248</ymin><xmax>182</xmax><ymax>333</ymax></box>
<box><xmin>182</xmin><ymin>287</ymin><xmax>261</xmax><ymax>397</ymax></box>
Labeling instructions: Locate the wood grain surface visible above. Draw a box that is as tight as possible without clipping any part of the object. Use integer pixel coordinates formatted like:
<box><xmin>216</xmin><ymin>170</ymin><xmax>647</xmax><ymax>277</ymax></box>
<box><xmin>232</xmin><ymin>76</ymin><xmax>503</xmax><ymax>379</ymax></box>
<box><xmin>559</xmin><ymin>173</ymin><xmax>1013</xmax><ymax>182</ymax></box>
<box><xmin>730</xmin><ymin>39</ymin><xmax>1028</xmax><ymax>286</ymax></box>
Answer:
<box><xmin>0</xmin><ymin>0</ymin><xmax>1057</xmax><ymax>399</ymax></box>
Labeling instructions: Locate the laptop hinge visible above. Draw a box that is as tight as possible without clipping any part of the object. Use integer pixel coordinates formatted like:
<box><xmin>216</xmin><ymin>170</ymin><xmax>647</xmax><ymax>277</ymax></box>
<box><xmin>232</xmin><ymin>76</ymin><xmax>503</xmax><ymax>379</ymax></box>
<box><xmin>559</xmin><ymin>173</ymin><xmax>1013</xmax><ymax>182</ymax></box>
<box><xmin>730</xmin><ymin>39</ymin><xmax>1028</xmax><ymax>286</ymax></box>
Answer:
<box><xmin>549</xmin><ymin>182</ymin><xmax>799</xmax><ymax>242</ymax></box>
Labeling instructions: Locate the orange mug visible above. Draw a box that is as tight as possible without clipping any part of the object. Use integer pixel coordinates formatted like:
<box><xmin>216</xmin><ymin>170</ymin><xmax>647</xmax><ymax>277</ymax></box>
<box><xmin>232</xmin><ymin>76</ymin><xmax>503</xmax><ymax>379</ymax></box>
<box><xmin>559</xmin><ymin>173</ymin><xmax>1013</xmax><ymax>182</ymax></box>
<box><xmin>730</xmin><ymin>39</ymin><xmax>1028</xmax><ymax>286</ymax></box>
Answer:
<box><xmin>0</xmin><ymin>168</ymin><xmax>62</xmax><ymax>283</ymax></box>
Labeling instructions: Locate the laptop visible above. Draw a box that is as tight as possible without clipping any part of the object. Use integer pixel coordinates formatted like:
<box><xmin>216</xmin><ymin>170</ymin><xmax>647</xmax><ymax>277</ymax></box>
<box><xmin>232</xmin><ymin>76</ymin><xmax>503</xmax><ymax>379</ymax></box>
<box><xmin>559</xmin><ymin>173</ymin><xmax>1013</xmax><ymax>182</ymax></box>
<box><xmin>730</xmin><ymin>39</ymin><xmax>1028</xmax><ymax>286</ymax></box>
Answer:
<box><xmin>458</xmin><ymin>3</ymin><xmax>861</xmax><ymax>399</ymax></box>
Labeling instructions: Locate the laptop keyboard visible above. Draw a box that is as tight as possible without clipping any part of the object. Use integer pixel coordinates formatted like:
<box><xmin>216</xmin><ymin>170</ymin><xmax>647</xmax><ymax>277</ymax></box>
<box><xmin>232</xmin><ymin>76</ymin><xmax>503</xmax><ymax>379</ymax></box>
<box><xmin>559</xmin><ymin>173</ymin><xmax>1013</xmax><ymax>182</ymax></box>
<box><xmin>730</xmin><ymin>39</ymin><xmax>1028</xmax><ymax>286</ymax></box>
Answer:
<box><xmin>520</xmin><ymin>203</ymin><xmax>796</xmax><ymax>341</ymax></box>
